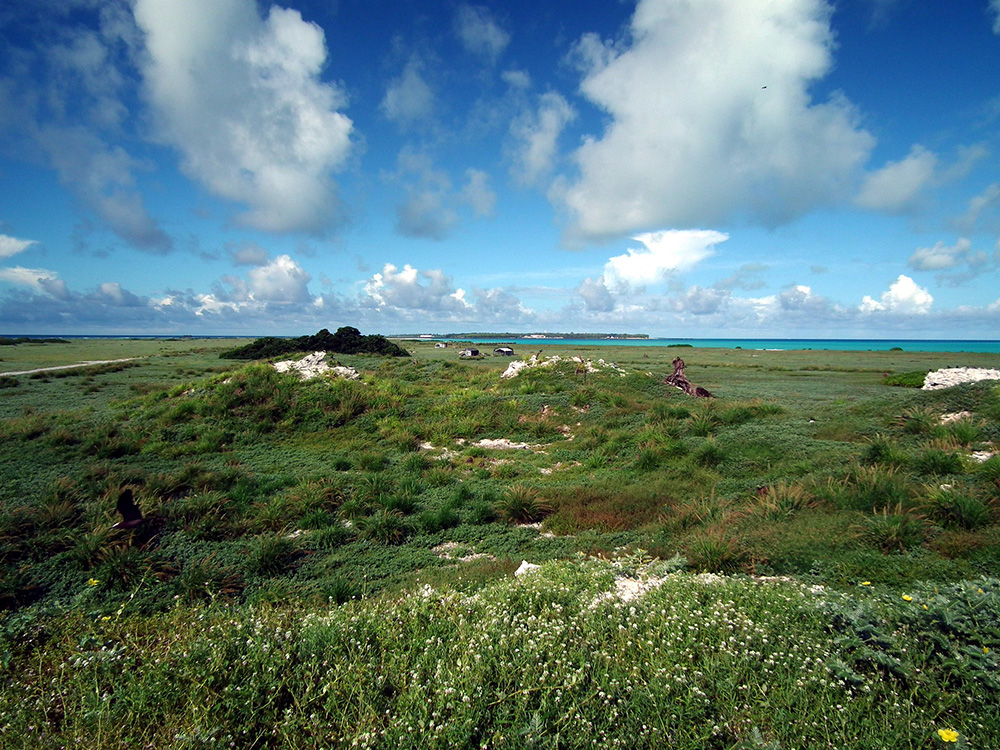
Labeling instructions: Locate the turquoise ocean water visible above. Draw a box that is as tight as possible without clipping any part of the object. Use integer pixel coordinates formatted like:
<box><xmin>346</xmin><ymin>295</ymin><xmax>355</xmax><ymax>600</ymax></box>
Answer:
<box><xmin>440</xmin><ymin>338</ymin><xmax>1000</xmax><ymax>354</ymax></box>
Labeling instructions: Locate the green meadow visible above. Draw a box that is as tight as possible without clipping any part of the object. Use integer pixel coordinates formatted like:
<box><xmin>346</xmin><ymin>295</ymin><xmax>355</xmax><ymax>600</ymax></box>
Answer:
<box><xmin>1</xmin><ymin>337</ymin><xmax>998</xmax><ymax>748</ymax></box>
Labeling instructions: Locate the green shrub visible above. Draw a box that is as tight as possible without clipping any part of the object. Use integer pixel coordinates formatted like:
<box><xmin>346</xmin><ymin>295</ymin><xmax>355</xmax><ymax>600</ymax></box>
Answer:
<box><xmin>357</xmin><ymin>452</ymin><xmax>389</xmax><ymax>472</ymax></box>
<box><xmin>359</xmin><ymin>472</ymin><xmax>393</xmax><ymax>501</ymax></box>
<box><xmin>337</xmin><ymin>497</ymin><xmax>370</xmax><ymax>521</ymax></box>
<box><xmin>220</xmin><ymin>326</ymin><xmax>408</xmax><ymax>359</ymax></box>
<box><xmin>883</xmin><ymin>371</ymin><xmax>926</xmax><ymax>387</ymax></box>
<box><xmin>979</xmin><ymin>455</ymin><xmax>1000</xmax><ymax>487</ymax></box>
<box><xmin>299</xmin><ymin>509</ymin><xmax>337</xmax><ymax>529</ymax></box>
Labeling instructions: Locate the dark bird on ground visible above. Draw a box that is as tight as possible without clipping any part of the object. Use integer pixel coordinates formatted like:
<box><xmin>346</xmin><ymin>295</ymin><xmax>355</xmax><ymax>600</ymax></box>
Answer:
<box><xmin>112</xmin><ymin>488</ymin><xmax>144</xmax><ymax>529</ymax></box>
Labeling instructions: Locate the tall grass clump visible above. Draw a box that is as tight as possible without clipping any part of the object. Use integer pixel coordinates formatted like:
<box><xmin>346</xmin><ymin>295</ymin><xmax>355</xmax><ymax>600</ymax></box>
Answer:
<box><xmin>912</xmin><ymin>448</ymin><xmax>964</xmax><ymax>476</ymax></box>
<box><xmin>862</xmin><ymin>434</ymin><xmax>907</xmax><ymax>467</ymax></box>
<box><xmin>855</xmin><ymin>503</ymin><xmax>929</xmax><ymax>553</ymax></box>
<box><xmin>947</xmin><ymin>418</ymin><xmax>983</xmax><ymax>446</ymax></box>
<box><xmin>828</xmin><ymin>464</ymin><xmax>913</xmax><ymax>513</ymax></box>
<box><xmin>495</xmin><ymin>484</ymin><xmax>551</xmax><ymax>524</ymax></box>
<box><xmin>356</xmin><ymin>508</ymin><xmax>409</xmax><ymax>544</ymax></box>
<box><xmin>753</xmin><ymin>482</ymin><xmax>813</xmax><ymax>519</ymax></box>
<box><xmin>923</xmin><ymin>486</ymin><xmax>994</xmax><ymax>530</ymax></box>
<box><xmin>685</xmin><ymin>529</ymin><xmax>749</xmax><ymax>573</ymax></box>
<box><xmin>895</xmin><ymin>406</ymin><xmax>937</xmax><ymax>434</ymax></box>
<box><xmin>692</xmin><ymin>436</ymin><xmax>725</xmax><ymax>467</ymax></box>
<box><xmin>246</xmin><ymin>533</ymin><xmax>298</xmax><ymax>576</ymax></box>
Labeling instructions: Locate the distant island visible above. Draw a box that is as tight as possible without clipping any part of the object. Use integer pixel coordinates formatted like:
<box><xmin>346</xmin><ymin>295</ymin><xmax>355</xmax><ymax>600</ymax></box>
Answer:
<box><xmin>429</xmin><ymin>332</ymin><xmax>649</xmax><ymax>340</ymax></box>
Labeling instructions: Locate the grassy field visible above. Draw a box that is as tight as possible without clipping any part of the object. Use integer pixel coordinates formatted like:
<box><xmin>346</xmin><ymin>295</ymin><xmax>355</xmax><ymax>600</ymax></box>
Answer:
<box><xmin>1</xmin><ymin>337</ymin><xmax>998</xmax><ymax>748</ymax></box>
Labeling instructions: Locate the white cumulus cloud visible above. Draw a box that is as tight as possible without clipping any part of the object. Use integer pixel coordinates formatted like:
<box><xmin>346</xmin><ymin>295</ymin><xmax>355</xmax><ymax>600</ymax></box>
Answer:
<box><xmin>460</xmin><ymin>169</ymin><xmax>497</xmax><ymax>218</ymax></box>
<box><xmin>604</xmin><ymin>229</ymin><xmax>728</xmax><ymax>288</ymax></box>
<box><xmin>381</xmin><ymin>59</ymin><xmax>435</xmax><ymax>125</ymax></box>
<box><xmin>859</xmin><ymin>274</ymin><xmax>933</xmax><ymax>314</ymax></box>
<box><xmin>0</xmin><ymin>266</ymin><xmax>69</xmax><ymax>299</ymax></box>
<box><xmin>560</xmin><ymin>0</ymin><xmax>874</xmax><ymax>242</ymax></box>
<box><xmin>134</xmin><ymin>0</ymin><xmax>353</xmax><ymax>233</ymax></box>
<box><xmin>246</xmin><ymin>254</ymin><xmax>312</xmax><ymax>303</ymax></box>
<box><xmin>856</xmin><ymin>145</ymin><xmax>937</xmax><ymax>213</ymax></box>
<box><xmin>509</xmin><ymin>92</ymin><xmax>576</xmax><ymax>187</ymax></box>
<box><xmin>578</xmin><ymin>276</ymin><xmax>616</xmax><ymax>312</ymax></box>
<box><xmin>454</xmin><ymin>5</ymin><xmax>510</xmax><ymax>63</ymax></box>
<box><xmin>0</xmin><ymin>234</ymin><xmax>36</xmax><ymax>259</ymax></box>
<box><xmin>364</xmin><ymin>263</ymin><xmax>471</xmax><ymax>312</ymax></box>
<box><xmin>908</xmin><ymin>238</ymin><xmax>972</xmax><ymax>271</ymax></box>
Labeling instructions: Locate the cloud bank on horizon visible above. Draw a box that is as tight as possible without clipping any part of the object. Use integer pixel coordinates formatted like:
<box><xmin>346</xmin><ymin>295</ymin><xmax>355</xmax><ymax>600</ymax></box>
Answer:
<box><xmin>1</xmin><ymin>0</ymin><xmax>999</xmax><ymax>338</ymax></box>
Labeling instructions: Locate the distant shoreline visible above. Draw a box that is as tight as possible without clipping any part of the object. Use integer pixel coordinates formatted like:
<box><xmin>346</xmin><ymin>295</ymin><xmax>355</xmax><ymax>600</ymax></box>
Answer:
<box><xmin>3</xmin><ymin>333</ymin><xmax>1000</xmax><ymax>354</ymax></box>
<box><xmin>420</xmin><ymin>336</ymin><xmax>1000</xmax><ymax>354</ymax></box>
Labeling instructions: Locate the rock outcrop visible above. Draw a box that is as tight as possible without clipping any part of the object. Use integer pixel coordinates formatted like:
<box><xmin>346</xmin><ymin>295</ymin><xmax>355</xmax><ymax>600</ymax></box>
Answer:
<box><xmin>501</xmin><ymin>353</ymin><xmax>626</xmax><ymax>379</ymax></box>
<box><xmin>923</xmin><ymin>367</ymin><xmax>1000</xmax><ymax>390</ymax></box>
<box><xmin>272</xmin><ymin>352</ymin><xmax>360</xmax><ymax>381</ymax></box>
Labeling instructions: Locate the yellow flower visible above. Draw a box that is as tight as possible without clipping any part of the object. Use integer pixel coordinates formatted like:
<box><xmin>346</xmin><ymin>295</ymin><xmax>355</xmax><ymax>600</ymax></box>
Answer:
<box><xmin>937</xmin><ymin>728</ymin><xmax>959</xmax><ymax>742</ymax></box>
<box><xmin>922</xmin><ymin>604</ymin><xmax>928</xmax><ymax>610</ymax></box>
<box><xmin>985</xmin><ymin>646</ymin><xmax>991</xmax><ymax>654</ymax></box>
<box><xmin>902</xmin><ymin>594</ymin><xmax>913</xmax><ymax>602</ymax></box>
<box><xmin>978</xmin><ymin>588</ymin><xmax>984</xmax><ymax>594</ymax></box>
<box><xmin>101</xmin><ymin>616</ymin><xmax>111</xmax><ymax>622</ymax></box>
<box><xmin>860</xmin><ymin>581</ymin><xmax>871</xmax><ymax>586</ymax></box>
<box><xmin>87</xmin><ymin>578</ymin><xmax>99</xmax><ymax>586</ymax></box>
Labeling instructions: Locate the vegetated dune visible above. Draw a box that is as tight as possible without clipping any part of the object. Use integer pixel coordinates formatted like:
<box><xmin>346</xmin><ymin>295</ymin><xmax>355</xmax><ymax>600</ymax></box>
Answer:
<box><xmin>1</xmin><ymin>339</ymin><xmax>999</xmax><ymax>748</ymax></box>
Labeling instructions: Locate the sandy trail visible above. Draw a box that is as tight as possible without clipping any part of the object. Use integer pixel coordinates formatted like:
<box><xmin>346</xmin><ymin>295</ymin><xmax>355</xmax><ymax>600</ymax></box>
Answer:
<box><xmin>1</xmin><ymin>358</ymin><xmax>137</xmax><ymax>377</ymax></box>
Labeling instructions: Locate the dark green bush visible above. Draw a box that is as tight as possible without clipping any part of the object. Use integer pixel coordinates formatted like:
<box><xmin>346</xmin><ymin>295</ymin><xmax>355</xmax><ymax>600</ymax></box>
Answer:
<box><xmin>883</xmin><ymin>371</ymin><xmax>927</xmax><ymax>387</ymax></box>
<box><xmin>220</xmin><ymin>327</ymin><xmax>408</xmax><ymax>359</ymax></box>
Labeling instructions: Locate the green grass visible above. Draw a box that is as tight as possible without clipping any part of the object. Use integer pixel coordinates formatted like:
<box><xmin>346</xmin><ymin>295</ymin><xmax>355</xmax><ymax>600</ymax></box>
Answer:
<box><xmin>1</xmin><ymin>337</ymin><xmax>999</xmax><ymax>748</ymax></box>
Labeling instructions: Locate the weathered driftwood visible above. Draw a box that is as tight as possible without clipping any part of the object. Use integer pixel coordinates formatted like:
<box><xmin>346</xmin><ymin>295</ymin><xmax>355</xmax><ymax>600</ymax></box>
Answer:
<box><xmin>664</xmin><ymin>357</ymin><xmax>713</xmax><ymax>398</ymax></box>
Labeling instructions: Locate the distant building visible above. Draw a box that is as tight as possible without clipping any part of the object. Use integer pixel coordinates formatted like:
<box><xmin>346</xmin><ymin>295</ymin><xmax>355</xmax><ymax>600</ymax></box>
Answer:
<box><xmin>435</xmin><ymin>342</ymin><xmax>448</xmax><ymax>348</ymax></box>
<box><xmin>494</xmin><ymin>346</ymin><xmax>514</xmax><ymax>356</ymax></box>
<box><xmin>459</xmin><ymin>348</ymin><xmax>480</xmax><ymax>358</ymax></box>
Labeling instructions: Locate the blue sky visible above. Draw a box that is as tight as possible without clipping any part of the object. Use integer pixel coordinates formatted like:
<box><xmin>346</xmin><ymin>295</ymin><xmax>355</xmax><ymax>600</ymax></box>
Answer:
<box><xmin>1</xmin><ymin>0</ymin><xmax>999</xmax><ymax>338</ymax></box>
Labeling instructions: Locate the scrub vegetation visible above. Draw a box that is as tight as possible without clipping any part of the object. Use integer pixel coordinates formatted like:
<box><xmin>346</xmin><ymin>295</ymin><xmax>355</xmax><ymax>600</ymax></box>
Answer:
<box><xmin>1</xmin><ymin>337</ymin><xmax>999</xmax><ymax>748</ymax></box>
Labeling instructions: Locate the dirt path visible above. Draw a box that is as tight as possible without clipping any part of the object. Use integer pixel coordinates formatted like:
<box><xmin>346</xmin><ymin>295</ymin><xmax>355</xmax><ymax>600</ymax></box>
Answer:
<box><xmin>1</xmin><ymin>358</ymin><xmax>137</xmax><ymax>377</ymax></box>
